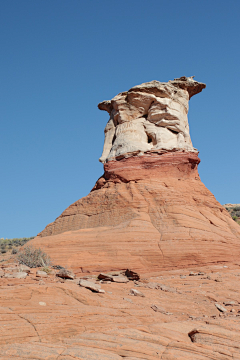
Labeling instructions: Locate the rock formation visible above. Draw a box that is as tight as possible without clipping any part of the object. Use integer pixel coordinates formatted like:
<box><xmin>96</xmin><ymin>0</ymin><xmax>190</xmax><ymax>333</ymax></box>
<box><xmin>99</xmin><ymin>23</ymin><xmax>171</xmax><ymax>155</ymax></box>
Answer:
<box><xmin>2</xmin><ymin>78</ymin><xmax>240</xmax><ymax>360</ymax></box>
<box><xmin>33</xmin><ymin>77</ymin><xmax>240</xmax><ymax>273</ymax></box>
<box><xmin>98</xmin><ymin>76</ymin><xmax>205</xmax><ymax>163</ymax></box>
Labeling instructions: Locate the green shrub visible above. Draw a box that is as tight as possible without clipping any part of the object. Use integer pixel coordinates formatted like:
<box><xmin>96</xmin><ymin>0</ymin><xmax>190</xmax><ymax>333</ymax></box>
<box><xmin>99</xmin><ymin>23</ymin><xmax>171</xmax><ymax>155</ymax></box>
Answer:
<box><xmin>11</xmin><ymin>248</ymin><xmax>18</xmax><ymax>254</ymax></box>
<box><xmin>17</xmin><ymin>246</ymin><xmax>51</xmax><ymax>268</ymax></box>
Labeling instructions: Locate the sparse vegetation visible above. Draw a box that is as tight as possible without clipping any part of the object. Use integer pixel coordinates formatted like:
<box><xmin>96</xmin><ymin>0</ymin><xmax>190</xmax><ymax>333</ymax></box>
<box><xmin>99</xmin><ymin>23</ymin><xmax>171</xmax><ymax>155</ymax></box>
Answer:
<box><xmin>41</xmin><ymin>266</ymin><xmax>52</xmax><ymax>274</ymax></box>
<box><xmin>0</xmin><ymin>237</ymin><xmax>35</xmax><ymax>255</ymax></box>
<box><xmin>224</xmin><ymin>204</ymin><xmax>240</xmax><ymax>225</ymax></box>
<box><xmin>17</xmin><ymin>245</ymin><xmax>51</xmax><ymax>268</ymax></box>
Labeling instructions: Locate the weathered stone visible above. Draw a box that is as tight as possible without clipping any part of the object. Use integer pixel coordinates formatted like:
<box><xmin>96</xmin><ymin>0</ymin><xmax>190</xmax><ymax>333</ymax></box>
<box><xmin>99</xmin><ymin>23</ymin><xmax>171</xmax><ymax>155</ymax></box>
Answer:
<box><xmin>56</xmin><ymin>269</ymin><xmax>75</xmax><ymax>280</ymax></box>
<box><xmin>215</xmin><ymin>303</ymin><xmax>227</xmax><ymax>313</ymax></box>
<box><xmin>79</xmin><ymin>279</ymin><xmax>105</xmax><ymax>293</ymax></box>
<box><xmin>223</xmin><ymin>301</ymin><xmax>237</xmax><ymax>306</ymax></box>
<box><xmin>129</xmin><ymin>288</ymin><xmax>145</xmax><ymax>297</ymax></box>
<box><xmin>19</xmin><ymin>264</ymin><xmax>31</xmax><ymax>273</ymax></box>
<box><xmin>39</xmin><ymin>302</ymin><xmax>46</xmax><ymax>306</ymax></box>
<box><xmin>5</xmin><ymin>271</ymin><xmax>28</xmax><ymax>279</ymax></box>
<box><xmin>125</xmin><ymin>269</ymin><xmax>140</xmax><ymax>281</ymax></box>
<box><xmin>98</xmin><ymin>273</ymin><xmax>113</xmax><ymax>281</ymax></box>
<box><xmin>151</xmin><ymin>305</ymin><xmax>166</xmax><ymax>313</ymax></box>
<box><xmin>98</xmin><ymin>77</ymin><xmax>206</xmax><ymax>163</ymax></box>
<box><xmin>3</xmin><ymin>273</ymin><xmax>13</xmax><ymax>278</ymax></box>
<box><xmin>3</xmin><ymin>267</ymin><xmax>18</xmax><ymax>272</ymax></box>
<box><xmin>0</xmin><ymin>269</ymin><xmax>4</xmax><ymax>277</ymax></box>
<box><xmin>158</xmin><ymin>284</ymin><xmax>177</xmax><ymax>293</ymax></box>
<box><xmin>112</xmin><ymin>275</ymin><xmax>129</xmax><ymax>283</ymax></box>
<box><xmin>36</xmin><ymin>270</ymin><xmax>48</xmax><ymax>278</ymax></box>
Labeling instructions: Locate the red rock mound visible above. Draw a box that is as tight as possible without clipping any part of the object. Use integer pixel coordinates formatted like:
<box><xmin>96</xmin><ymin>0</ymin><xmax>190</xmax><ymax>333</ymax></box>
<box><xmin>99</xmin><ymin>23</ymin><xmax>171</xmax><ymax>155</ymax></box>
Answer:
<box><xmin>30</xmin><ymin>151</ymin><xmax>240</xmax><ymax>273</ymax></box>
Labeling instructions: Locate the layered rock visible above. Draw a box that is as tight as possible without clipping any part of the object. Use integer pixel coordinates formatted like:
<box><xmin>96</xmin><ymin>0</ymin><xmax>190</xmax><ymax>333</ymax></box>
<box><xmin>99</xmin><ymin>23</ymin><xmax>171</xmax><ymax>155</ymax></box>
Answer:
<box><xmin>98</xmin><ymin>76</ymin><xmax>206</xmax><ymax>163</ymax></box>
<box><xmin>1</xmin><ymin>259</ymin><xmax>240</xmax><ymax>359</ymax></box>
<box><xmin>35</xmin><ymin>151</ymin><xmax>240</xmax><ymax>273</ymax></box>
<box><xmin>32</xmin><ymin>77</ymin><xmax>240</xmax><ymax>273</ymax></box>
<box><xmin>3</xmin><ymin>76</ymin><xmax>240</xmax><ymax>360</ymax></box>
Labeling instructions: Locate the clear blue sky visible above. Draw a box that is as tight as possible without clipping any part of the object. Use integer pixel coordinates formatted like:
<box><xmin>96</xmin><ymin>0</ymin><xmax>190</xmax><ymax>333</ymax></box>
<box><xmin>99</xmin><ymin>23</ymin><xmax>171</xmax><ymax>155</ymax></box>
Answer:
<box><xmin>1</xmin><ymin>0</ymin><xmax>239</xmax><ymax>238</ymax></box>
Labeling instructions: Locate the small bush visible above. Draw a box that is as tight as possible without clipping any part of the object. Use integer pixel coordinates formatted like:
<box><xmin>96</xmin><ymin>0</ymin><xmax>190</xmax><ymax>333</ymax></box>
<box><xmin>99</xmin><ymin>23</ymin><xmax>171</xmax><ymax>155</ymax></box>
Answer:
<box><xmin>41</xmin><ymin>266</ymin><xmax>52</xmax><ymax>274</ymax></box>
<box><xmin>1</xmin><ymin>249</ymin><xmax>7</xmax><ymax>254</ymax></box>
<box><xmin>11</xmin><ymin>248</ymin><xmax>18</xmax><ymax>255</ymax></box>
<box><xmin>17</xmin><ymin>246</ymin><xmax>51</xmax><ymax>268</ymax></box>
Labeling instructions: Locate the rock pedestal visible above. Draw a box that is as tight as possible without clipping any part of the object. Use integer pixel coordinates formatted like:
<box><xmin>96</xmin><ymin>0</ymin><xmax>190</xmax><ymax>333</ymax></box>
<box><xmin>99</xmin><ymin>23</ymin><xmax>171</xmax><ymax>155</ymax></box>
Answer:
<box><xmin>3</xmin><ymin>75</ymin><xmax>240</xmax><ymax>360</ymax></box>
<box><xmin>34</xmin><ymin>150</ymin><xmax>240</xmax><ymax>273</ymax></box>
<box><xmin>29</xmin><ymin>77</ymin><xmax>240</xmax><ymax>273</ymax></box>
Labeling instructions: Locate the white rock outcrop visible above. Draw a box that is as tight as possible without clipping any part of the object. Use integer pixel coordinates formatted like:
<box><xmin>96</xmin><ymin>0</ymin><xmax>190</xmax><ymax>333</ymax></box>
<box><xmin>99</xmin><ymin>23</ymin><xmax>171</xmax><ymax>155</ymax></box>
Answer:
<box><xmin>98</xmin><ymin>76</ymin><xmax>206</xmax><ymax>163</ymax></box>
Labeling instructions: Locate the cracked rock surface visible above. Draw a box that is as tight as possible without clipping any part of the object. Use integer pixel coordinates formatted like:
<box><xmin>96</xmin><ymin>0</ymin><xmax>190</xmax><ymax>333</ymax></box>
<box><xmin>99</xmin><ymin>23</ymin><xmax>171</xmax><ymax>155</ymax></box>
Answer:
<box><xmin>1</xmin><ymin>261</ymin><xmax>240</xmax><ymax>359</ymax></box>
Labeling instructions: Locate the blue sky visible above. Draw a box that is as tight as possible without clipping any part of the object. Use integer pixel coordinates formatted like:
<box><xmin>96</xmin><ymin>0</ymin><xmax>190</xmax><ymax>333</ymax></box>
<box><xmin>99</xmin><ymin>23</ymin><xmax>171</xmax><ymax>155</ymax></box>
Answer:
<box><xmin>1</xmin><ymin>0</ymin><xmax>240</xmax><ymax>238</ymax></box>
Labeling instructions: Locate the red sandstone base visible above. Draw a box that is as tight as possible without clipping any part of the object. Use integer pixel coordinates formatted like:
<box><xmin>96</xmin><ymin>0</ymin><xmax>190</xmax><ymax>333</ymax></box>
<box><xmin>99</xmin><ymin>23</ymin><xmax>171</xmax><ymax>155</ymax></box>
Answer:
<box><xmin>31</xmin><ymin>152</ymin><xmax>240</xmax><ymax>273</ymax></box>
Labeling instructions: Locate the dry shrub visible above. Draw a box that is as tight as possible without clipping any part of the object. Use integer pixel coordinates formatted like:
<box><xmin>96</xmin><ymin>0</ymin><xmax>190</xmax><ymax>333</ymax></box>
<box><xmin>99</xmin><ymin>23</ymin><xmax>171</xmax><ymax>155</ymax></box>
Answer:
<box><xmin>17</xmin><ymin>245</ymin><xmax>51</xmax><ymax>268</ymax></box>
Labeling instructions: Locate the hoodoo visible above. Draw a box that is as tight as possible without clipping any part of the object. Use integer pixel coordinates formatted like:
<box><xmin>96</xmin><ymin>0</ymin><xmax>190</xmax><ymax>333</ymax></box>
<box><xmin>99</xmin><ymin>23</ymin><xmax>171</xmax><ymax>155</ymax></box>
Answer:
<box><xmin>33</xmin><ymin>77</ymin><xmax>240</xmax><ymax>273</ymax></box>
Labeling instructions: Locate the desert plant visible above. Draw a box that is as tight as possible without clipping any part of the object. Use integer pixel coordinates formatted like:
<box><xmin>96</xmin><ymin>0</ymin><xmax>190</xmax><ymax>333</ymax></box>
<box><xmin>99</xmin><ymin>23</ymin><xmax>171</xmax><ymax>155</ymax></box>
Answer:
<box><xmin>11</xmin><ymin>248</ymin><xmax>18</xmax><ymax>254</ymax></box>
<box><xmin>0</xmin><ymin>237</ymin><xmax>35</xmax><ymax>250</ymax></box>
<box><xmin>17</xmin><ymin>245</ymin><xmax>51</xmax><ymax>268</ymax></box>
<box><xmin>41</xmin><ymin>266</ymin><xmax>52</xmax><ymax>274</ymax></box>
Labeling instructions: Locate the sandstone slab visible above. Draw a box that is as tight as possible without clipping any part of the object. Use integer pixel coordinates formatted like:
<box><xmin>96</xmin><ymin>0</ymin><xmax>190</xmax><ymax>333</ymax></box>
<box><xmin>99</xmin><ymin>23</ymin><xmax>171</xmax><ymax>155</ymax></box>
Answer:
<box><xmin>36</xmin><ymin>270</ymin><xmax>48</xmax><ymax>277</ymax></box>
<box><xmin>79</xmin><ymin>279</ymin><xmax>105</xmax><ymax>293</ymax></box>
<box><xmin>56</xmin><ymin>269</ymin><xmax>75</xmax><ymax>280</ymax></box>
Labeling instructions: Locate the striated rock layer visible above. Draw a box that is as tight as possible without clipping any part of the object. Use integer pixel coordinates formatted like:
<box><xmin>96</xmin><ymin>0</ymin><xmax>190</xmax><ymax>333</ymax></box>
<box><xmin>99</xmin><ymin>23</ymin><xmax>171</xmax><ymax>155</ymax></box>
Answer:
<box><xmin>1</xmin><ymin>261</ymin><xmax>240</xmax><ymax>359</ymax></box>
<box><xmin>34</xmin><ymin>151</ymin><xmax>240</xmax><ymax>273</ymax></box>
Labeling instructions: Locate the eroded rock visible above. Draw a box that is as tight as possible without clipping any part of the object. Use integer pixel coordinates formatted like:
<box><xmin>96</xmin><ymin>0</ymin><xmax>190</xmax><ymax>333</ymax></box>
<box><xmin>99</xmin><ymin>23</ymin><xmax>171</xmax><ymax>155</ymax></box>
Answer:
<box><xmin>79</xmin><ymin>279</ymin><xmax>105</xmax><ymax>293</ymax></box>
<box><xmin>4</xmin><ymin>271</ymin><xmax>28</xmax><ymax>279</ymax></box>
<box><xmin>129</xmin><ymin>288</ymin><xmax>145</xmax><ymax>297</ymax></box>
<box><xmin>215</xmin><ymin>303</ymin><xmax>227</xmax><ymax>313</ymax></box>
<box><xmin>36</xmin><ymin>270</ymin><xmax>48</xmax><ymax>278</ymax></box>
<box><xmin>98</xmin><ymin>273</ymin><xmax>129</xmax><ymax>283</ymax></box>
<box><xmin>125</xmin><ymin>269</ymin><xmax>140</xmax><ymax>281</ymax></box>
<box><xmin>158</xmin><ymin>284</ymin><xmax>178</xmax><ymax>293</ymax></box>
<box><xmin>151</xmin><ymin>305</ymin><xmax>166</xmax><ymax>313</ymax></box>
<box><xmin>56</xmin><ymin>269</ymin><xmax>75</xmax><ymax>280</ymax></box>
<box><xmin>112</xmin><ymin>275</ymin><xmax>129</xmax><ymax>283</ymax></box>
<box><xmin>98</xmin><ymin>77</ymin><xmax>206</xmax><ymax>163</ymax></box>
